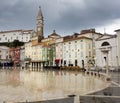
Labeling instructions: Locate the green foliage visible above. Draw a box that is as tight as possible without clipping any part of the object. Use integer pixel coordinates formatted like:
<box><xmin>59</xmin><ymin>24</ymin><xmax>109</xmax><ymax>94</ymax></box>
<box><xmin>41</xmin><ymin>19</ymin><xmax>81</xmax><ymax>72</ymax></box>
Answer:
<box><xmin>0</xmin><ymin>40</ymin><xmax>24</xmax><ymax>47</ymax></box>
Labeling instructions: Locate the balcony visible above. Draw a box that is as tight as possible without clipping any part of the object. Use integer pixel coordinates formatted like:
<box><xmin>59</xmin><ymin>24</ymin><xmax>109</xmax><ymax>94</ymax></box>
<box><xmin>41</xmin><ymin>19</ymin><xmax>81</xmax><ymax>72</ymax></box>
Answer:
<box><xmin>24</xmin><ymin>58</ymin><xmax>31</xmax><ymax>61</ymax></box>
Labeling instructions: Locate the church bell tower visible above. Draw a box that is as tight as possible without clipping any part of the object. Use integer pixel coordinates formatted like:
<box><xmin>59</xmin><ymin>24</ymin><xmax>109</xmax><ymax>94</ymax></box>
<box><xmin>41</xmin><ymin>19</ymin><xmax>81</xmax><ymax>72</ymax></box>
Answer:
<box><xmin>36</xmin><ymin>6</ymin><xmax>44</xmax><ymax>42</ymax></box>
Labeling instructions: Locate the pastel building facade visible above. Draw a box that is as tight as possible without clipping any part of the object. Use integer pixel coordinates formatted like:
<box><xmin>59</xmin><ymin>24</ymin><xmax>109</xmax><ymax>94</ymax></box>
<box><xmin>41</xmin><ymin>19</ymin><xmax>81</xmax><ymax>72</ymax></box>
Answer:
<box><xmin>55</xmin><ymin>37</ymin><xmax>63</xmax><ymax>66</ymax></box>
<box><xmin>41</xmin><ymin>30</ymin><xmax>60</xmax><ymax>67</ymax></box>
<box><xmin>9</xmin><ymin>47</ymin><xmax>20</xmax><ymax>66</ymax></box>
<box><xmin>22</xmin><ymin>7</ymin><xmax>103</xmax><ymax>69</ymax></box>
<box><xmin>62</xmin><ymin>35</ymin><xmax>93</xmax><ymax>68</ymax></box>
<box><xmin>31</xmin><ymin>44</ymin><xmax>42</xmax><ymax>68</ymax></box>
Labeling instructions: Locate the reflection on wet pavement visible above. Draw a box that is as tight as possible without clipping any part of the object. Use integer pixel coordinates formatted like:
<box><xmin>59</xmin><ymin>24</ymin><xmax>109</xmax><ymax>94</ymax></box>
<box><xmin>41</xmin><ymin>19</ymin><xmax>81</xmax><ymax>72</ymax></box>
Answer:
<box><xmin>0</xmin><ymin>69</ymin><xmax>108</xmax><ymax>102</ymax></box>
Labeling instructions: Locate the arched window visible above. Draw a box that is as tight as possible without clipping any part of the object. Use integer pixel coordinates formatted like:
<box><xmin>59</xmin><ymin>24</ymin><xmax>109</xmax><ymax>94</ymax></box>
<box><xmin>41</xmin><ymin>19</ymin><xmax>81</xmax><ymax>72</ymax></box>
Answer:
<box><xmin>101</xmin><ymin>42</ymin><xmax>110</xmax><ymax>46</ymax></box>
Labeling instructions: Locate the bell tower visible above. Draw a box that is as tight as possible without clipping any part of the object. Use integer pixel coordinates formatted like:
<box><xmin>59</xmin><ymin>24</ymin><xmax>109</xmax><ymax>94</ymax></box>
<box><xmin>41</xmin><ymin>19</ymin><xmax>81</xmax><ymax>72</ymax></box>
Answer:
<box><xmin>36</xmin><ymin>6</ymin><xmax>44</xmax><ymax>42</ymax></box>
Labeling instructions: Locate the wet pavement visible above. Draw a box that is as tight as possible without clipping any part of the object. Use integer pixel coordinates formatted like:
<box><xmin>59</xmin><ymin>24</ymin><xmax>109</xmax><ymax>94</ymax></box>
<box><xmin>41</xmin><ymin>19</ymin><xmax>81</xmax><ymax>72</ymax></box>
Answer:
<box><xmin>79</xmin><ymin>71</ymin><xmax>120</xmax><ymax>103</ymax></box>
<box><xmin>0</xmin><ymin>69</ymin><xmax>109</xmax><ymax>103</ymax></box>
<box><xmin>110</xmin><ymin>71</ymin><xmax>120</xmax><ymax>86</ymax></box>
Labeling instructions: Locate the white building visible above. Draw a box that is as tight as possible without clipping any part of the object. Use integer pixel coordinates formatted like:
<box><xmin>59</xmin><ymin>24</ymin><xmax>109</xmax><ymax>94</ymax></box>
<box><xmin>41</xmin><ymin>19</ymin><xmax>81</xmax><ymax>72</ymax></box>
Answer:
<box><xmin>62</xmin><ymin>34</ymin><xmax>93</xmax><ymax>68</ymax></box>
<box><xmin>78</xmin><ymin>29</ymin><xmax>103</xmax><ymax>57</ymax></box>
<box><xmin>95</xmin><ymin>34</ymin><xmax>118</xmax><ymax>70</ymax></box>
<box><xmin>0</xmin><ymin>46</ymin><xmax>10</xmax><ymax>68</ymax></box>
<box><xmin>0</xmin><ymin>46</ymin><xmax>9</xmax><ymax>60</ymax></box>
<box><xmin>0</xmin><ymin>29</ymin><xmax>33</xmax><ymax>43</ymax></box>
<box><xmin>24</xmin><ymin>42</ymin><xmax>32</xmax><ymax>59</ymax></box>
<box><xmin>115</xmin><ymin>29</ymin><xmax>120</xmax><ymax>68</ymax></box>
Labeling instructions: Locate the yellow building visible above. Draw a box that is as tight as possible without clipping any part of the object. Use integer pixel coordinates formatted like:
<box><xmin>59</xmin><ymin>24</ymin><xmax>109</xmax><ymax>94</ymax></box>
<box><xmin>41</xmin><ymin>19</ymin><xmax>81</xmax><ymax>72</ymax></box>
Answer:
<box><xmin>31</xmin><ymin>43</ymin><xmax>42</xmax><ymax>68</ymax></box>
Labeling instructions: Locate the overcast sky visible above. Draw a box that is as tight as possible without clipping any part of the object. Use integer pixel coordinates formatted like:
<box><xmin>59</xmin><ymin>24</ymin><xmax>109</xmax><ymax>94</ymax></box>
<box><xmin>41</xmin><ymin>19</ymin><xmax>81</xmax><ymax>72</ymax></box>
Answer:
<box><xmin>0</xmin><ymin>0</ymin><xmax>120</xmax><ymax>36</ymax></box>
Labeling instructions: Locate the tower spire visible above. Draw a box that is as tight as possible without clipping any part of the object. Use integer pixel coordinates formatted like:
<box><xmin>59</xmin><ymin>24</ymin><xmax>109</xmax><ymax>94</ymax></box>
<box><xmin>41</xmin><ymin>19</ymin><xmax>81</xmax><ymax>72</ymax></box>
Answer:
<box><xmin>37</xmin><ymin>6</ymin><xmax>43</xmax><ymax>20</ymax></box>
<box><xmin>36</xmin><ymin>6</ymin><xmax>44</xmax><ymax>42</ymax></box>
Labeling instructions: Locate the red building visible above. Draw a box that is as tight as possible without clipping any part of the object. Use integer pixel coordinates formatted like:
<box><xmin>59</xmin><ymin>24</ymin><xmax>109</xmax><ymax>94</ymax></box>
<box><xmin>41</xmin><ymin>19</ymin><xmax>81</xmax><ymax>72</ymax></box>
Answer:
<box><xmin>9</xmin><ymin>47</ymin><xmax>20</xmax><ymax>66</ymax></box>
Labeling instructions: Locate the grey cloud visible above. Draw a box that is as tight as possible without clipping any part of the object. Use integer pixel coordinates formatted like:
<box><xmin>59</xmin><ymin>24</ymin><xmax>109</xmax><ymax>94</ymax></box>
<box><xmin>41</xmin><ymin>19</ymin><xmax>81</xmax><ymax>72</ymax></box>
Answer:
<box><xmin>49</xmin><ymin>0</ymin><xmax>120</xmax><ymax>34</ymax></box>
<box><xmin>0</xmin><ymin>0</ymin><xmax>120</xmax><ymax>36</ymax></box>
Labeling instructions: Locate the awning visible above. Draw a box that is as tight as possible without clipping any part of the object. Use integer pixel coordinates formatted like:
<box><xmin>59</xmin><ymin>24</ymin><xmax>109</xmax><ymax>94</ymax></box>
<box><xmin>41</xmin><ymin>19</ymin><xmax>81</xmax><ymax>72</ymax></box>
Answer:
<box><xmin>55</xmin><ymin>59</ymin><xmax>60</xmax><ymax>63</ymax></box>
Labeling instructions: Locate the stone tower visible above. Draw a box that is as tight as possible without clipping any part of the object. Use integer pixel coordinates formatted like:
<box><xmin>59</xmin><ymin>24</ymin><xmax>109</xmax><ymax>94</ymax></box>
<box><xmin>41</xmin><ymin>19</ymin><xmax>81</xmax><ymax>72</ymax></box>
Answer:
<box><xmin>36</xmin><ymin>6</ymin><xmax>44</xmax><ymax>42</ymax></box>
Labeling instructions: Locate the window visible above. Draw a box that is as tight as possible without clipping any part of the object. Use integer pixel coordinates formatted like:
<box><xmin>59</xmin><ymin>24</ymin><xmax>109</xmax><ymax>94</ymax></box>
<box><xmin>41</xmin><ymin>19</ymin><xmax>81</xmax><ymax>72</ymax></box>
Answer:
<box><xmin>75</xmin><ymin>60</ymin><xmax>77</xmax><ymax>66</ymax></box>
<box><xmin>75</xmin><ymin>41</ymin><xmax>77</xmax><ymax>43</ymax></box>
<box><xmin>5</xmin><ymin>37</ymin><xmax>7</xmax><ymax>40</ymax></box>
<box><xmin>64</xmin><ymin>60</ymin><xmax>66</xmax><ymax>66</ymax></box>
<box><xmin>89</xmin><ymin>51</ymin><xmax>91</xmax><ymax>57</ymax></box>
<box><xmin>101</xmin><ymin>42</ymin><xmax>110</xmax><ymax>46</ymax></box>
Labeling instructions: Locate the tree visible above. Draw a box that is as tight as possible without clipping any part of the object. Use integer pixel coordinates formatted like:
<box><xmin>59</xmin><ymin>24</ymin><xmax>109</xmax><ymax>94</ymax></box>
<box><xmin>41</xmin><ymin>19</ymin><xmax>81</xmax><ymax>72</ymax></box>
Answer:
<box><xmin>12</xmin><ymin>40</ymin><xmax>24</xmax><ymax>47</ymax></box>
<box><xmin>0</xmin><ymin>40</ymin><xmax>24</xmax><ymax>48</ymax></box>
